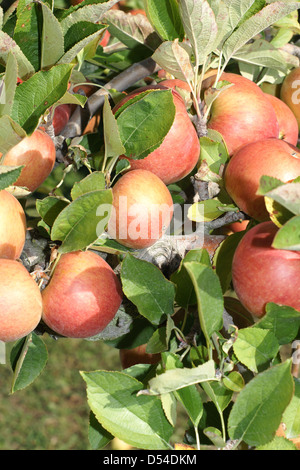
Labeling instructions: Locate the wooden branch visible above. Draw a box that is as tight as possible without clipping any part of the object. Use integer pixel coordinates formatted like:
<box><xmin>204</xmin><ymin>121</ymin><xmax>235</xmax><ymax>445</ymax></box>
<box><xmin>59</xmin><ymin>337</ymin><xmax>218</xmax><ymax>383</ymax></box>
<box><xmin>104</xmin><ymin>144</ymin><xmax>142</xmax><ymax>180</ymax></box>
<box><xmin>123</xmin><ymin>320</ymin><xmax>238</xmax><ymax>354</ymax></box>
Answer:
<box><xmin>62</xmin><ymin>57</ymin><xmax>161</xmax><ymax>140</ymax></box>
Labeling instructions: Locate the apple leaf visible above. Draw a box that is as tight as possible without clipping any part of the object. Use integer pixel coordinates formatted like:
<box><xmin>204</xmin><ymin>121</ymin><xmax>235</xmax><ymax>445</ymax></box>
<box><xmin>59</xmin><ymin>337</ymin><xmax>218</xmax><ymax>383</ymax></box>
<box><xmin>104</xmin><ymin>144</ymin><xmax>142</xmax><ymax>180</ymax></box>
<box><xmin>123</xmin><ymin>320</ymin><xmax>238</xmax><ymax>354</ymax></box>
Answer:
<box><xmin>152</xmin><ymin>40</ymin><xmax>194</xmax><ymax>82</ymax></box>
<box><xmin>80</xmin><ymin>370</ymin><xmax>173</xmax><ymax>450</ymax></box>
<box><xmin>233</xmin><ymin>327</ymin><xmax>280</xmax><ymax>373</ymax></box>
<box><xmin>282</xmin><ymin>377</ymin><xmax>300</xmax><ymax>440</ymax></box>
<box><xmin>103</xmin><ymin>8</ymin><xmax>162</xmax><ymax>52</ymax></box>
<box><xmin>256</xmin><ymin>436</ymin><xmax>298</xmax><ymax>450</ymax></box>
<box><xmin>36</xmin><ymin>196</ymin><xmax>69</xmax><ymax>228</ymax></box>
<box><xmin>0</xmin><ymin>51</ymin><xmax>17</xmax><ymax>118</ymax></box>
<box><xmin>254</xmin><ymin>303</ymin><xmax>300</xmax><ymax>346</ymax></box>
<box><xmin>11</xmin><ymin>63</ymin><xmax>73</xmax><ymax>134</ymax></box>
<box><xmin>222</xmin><ymin>1</ymin><xmax>300</xmax><ymax>63</ymax></box>
<box><xmin>51</xmin><ymin>189</ymin><xmax>113</xmax><ymax>253</ymax></box>
<box><xmin>120</xmin><ymin>253</ymin><xmax>176</xmax><ymax>326</ymax></box>
<box><xmin>0</xmin><ymin>115</ymin><xmax>26</xmax><ymax>157</ymax></box>
<box><xmin>70</xmin><ymin>171</ymin><xmax>106</xmax><ymax>200</ymax></box>
<box><xmin>272</xmin><ymin>215</ymin><xmax>300</xmax><ymax>251</ymax></box>
<box><xmin>10</xmin><ymin>333</ymin><xmax>48</xmax><ymax>393</ymax></box>
<box><xmin>264</xmin><ymin>182</ymin><xmax>300</xmax><ymax>216</ymax></box>
<box><xmin>228</xmin><ymin>360</ymin><xmax>294</xmax><ymax>447</ymax></box>
<box><xmin>184</xmin><ymin>261</ymin><xmax>224</xmax><ymax>345</ymax></box>
<box><xmin>103</xmin><ymin>95</ymin><xmax>125</xmax><ymax>162</ymax></box>
<box><xmin>0</xmin><ymin>30</ymin><xmax>35</xmax><ymax>80</ymax></box>
<box><xmin>144</xmin><ymin>0</ymin><xmax>184</xmax><ymax>41</ymax></box>
<box><xmin>232</xmin><ymin>39</ymin><xmax>290</xmax><ymax>72</ymax></box>
<box><xmin>0</xmin><ymin>165</ymin><xmax>23</xmax><ymax>190</ymax></box>
<box><xmin>178</xmin><ymin>0</ymin><xmax>218</xmax><ymax>66</ymax></box>
<box><xmin>13</xmin><ymin>0</ymin><xmax>40</xmax><ymax>72</ymax></box>
<box><xmin>116</xmin><ymin>88</ymin><xmax>176</xmax><ymax>160</ymax></box>
<box><xmin>58</xmin><ymin>0</ymin><xmax>121</xmax><ymax>32</ymax></box>
<box><xmin>40</xmin><ymin>1</ymin><xmax>64</xmax><ymax>69</ymax></box>
<box><xmin>58</xmin><ymin>23</ymin><xmax>106</xmax><ymax>65</ymax></box>
<box><xmin>88</xmin><ymin>411</ymin><xmax>113</xmax><ymax>450</ymax></box>
<box><xmin>141</xmin><ymin>360</ymin><xmax>217</xmax><ymax>396</ymax></box>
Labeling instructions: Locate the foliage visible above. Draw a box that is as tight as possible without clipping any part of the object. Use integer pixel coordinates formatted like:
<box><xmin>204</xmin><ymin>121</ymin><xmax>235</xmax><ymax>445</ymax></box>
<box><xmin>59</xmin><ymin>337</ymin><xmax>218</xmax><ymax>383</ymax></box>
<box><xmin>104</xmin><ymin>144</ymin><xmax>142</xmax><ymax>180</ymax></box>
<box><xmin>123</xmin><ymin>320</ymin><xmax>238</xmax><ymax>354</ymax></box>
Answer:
<box><xmin>0</xmin><ymin>0</ymin><xmax>300</xmax><ymax>451</ymax></box>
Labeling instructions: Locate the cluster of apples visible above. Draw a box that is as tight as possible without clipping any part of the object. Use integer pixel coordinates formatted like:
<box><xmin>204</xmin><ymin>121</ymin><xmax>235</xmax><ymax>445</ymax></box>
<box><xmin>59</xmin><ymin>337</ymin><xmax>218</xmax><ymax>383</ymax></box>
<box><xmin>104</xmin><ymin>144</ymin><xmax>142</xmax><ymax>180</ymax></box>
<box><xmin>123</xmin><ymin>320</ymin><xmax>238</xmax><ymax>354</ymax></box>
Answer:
<box><xmin>204</xmin><ymin>69</ymin><xmax>300</xmax><ymax>318</ymax></box>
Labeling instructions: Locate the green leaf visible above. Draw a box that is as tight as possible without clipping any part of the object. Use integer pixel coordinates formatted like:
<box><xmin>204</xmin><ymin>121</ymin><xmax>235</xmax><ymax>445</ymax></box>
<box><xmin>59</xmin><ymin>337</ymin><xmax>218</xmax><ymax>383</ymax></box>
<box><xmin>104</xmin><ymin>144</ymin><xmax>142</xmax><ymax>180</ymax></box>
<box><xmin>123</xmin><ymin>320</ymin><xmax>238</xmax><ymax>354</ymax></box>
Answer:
<box><xmin>71</xmin><ymin>171</ymin><xmax>106</xmax><ymax>200</ymax></box>
<box><xmin>40</xmin><ymin>1</ymin><xmax>64</xmax><ymax>69</ymax></box>
<box><xmin>222</xmin><ymin>1</ymin><xmax>300</xmax><ymax>63</ymax></box>
<box><xmin>143</xmin><ymin>360</ymin><xmax>217</xmax><ymax>395</ymax></box>
<box><xmin>184</xmin><ymin>261</ymin><xmax>224</xmax><ymax>345</ymax></box>
<box><xmin>170</xmin><ymin>248</ymin><xmax>211</xmax><ymax>308</ymax></box>
<box><xmin>103</xmin><ymin>8</ymin><xmax>161</xmax><ymax>53</ymax></box>
<box><xmin>0</xmin><ymin>165</ymin><xmax>23</xmax><ymax>190</ymax></box>
<box><xmin>233</xmin><ymin>327</ymin><xmax>280</xmax><ymax>373</ymax></box>
<box><xmin>103</xmin><ymin>95</ymin><xmax>125</xmax><ymax>161</ymax></box>
<box><xmin>222</xmin><ymin>371</ymin><xmax>245</xmax><ymax>393</ymax></box>
<box><xmin>199</xmin><ymin>129</ymin><xmax>229</xmax><ymax>174</ymax></box>
<box><xmin>263</xmin><ymin>182</ymin><xmax>300</xmax><ymax>216</ymax></box>
<box><xmin>10</xmin><ymin>333</ymin><xmax>48</xmax><ymax>393</ymax></box>
<box><xmin>0</xmin><ymin>115</ymin><xmax>26</xmax><ymax>158</ymax></box>
<box><xmin>152</xmin><ymin>39</ymin><xmax>194</xmax><ymax>82</ymax></box>
<box><xmin>36</xmin><ymin>196</ymin><xmax>69</xmax><ymax>228</ymax></box>
<box><xmin>282</xmin><ymin>377</ymin><xmax>300</xmax><ymax>440</ymax></box>
<box><xmin>0</xmin><ymin>30</ymin><xmax>35</xmax><ymax>80</ymax></box>
<box><xmin>202</xmin><ymin>379</ymin><xmax>233</xmax><ymax>413</ymax></box>
<box><xmin>213</xmin><ymin>231</ymin><xmax>246</xmax><ymax>294</ymax></box>
<box><xmin>81</xmin><ymin>370</ymin><xmax>173</xmax><ymax>450</ymax></box>
<box><xmin>121</xmin><ymin>254</ymin><xmax>175</xmax><ymax>326</ymax></box>
<box><xmin>88</xmin><ymin>411</ymin><xmax>113</xmax><ymax>450</ymax></box>
<box><xmin>117</xmin><ymin>89</ymin><xmax>176</xmax><ymax>160</ymax></box>
<box><xmin>272</xmin><ymin>215</ymin><xmax>300</xmax><ymax>251</ymax></box>
<box><xmin>228</xmin><ymin>360</ymin><xmax>294</xmax><ymax>447</ymax></box>
<box><xmin>0</xmin><ymin>51</ymin><xmax>17</xmax><ymax>117</ymax></box>
<box><xmin>178</xmin><ymin>0</ymin><xmax>218</xmax><ymax>66</ymax></box>
<box><xmin>59</xmin><ymin>0</ymin><xmax>120</xmax><ymax>32</ymax></box>
<box><xmin>51</xmin><ymin>189</ymin><xmax>113</xmax><ymax>253</ymax></box>
<box><xmin>233</xmin><ymin>39</ymin><xmax>289</xmax><ymax>72</ymax></box>
<box><xmin>254</xmin><ymin>303</ymin><xmax>300</xmax><ymax>346</ymax></box>
<box><xmin>145</xmin><ymin>0</ymin><xmax>184</xmax><ymax>41</ymax></box>
<box><xmin>13</xmin><ymin>1</ymin><xmax>40</xmax><ymax>72</ymax></box>
<box><xmin>187</xmin><ymin>199</ymin><xmax>238</xmax><ymax>223</ymax></box>
<box><xmin>256</xmin><ymin>435</ymin><xmax>297</xmax><ymax>450</ymax></box>
<box><xmin>11</xmin><ymin>63</ymin><xmax>73</xmax><ymax>134</ymax></box>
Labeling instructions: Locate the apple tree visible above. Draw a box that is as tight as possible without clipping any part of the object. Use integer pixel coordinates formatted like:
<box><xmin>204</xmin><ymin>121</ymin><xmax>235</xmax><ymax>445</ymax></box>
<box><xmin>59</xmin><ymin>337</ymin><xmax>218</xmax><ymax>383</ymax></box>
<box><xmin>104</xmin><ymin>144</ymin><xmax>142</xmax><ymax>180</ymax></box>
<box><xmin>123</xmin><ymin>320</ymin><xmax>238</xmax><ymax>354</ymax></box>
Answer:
<box><xmin>0</xmin><ymin>0</ymin><xmax>300</xmax><ymax>451</ymax></box>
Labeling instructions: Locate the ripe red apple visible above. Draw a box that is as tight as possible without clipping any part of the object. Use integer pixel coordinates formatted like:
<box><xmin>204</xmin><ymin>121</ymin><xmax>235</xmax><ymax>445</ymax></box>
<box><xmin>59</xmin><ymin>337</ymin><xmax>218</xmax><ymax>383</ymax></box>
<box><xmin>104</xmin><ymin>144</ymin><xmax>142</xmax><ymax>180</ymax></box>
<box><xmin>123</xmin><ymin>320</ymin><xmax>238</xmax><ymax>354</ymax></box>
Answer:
<box><xmin>53</xmin><ymin>104</ymin><xmax>72</xmax><ymax>135</ymax></box>
<box><xmin>107</xmin><ymin>169</ymin><xmax>174</xmax><ymax>249</ymax></box>
<box><xmin>232</xmin><ymin>221</ymin><xmax>300</xmax><ymax>317</ymax></box>
<box><xmin>280</xmin><ymin>67</ymin><xmax>300</xmax><ymax>128</ymax></box>
<box><xmin>264</xmin><ymin>93</ymin><xmax>298</xmax><ymax>146</ymax></box>
<box><xmin>224</xmin><ymin>138</ymin><xmax>300</xmax><ymax>221</ymax></box>
<box><xmin>42</xmin><ymin>250</ymin><xmax>123</xmax><ymax>338</ymax></box>
<box><xmin>0</xmin><ymin>259</ymin><xmax>43</xmax><ymax>342</ymax></box>
<box><xmin>0</xmin><ymin>190</ymin><xmax>26</xmax><ymax>260</ymax></box>
<box><xmin>114</xmin><ymin>84</ymin><xmax>200</xmax><ymax>185</ymax></box>
<box><xmin>2</xmin><ymin>129</ymin><xmax>56</xmax><ymax>193</ymax></box>
<box><xmin>119</xmin><ymin>344</ymin><xmax>161</xmax><ymax>369</ymax></box>
<box><xmin>204</xmin><ymin>72</ymin><xmax>280</xmax><ymax>155</ymax></box>
<box><xmin>159</xmin><ymin>78</ymin><xmax>191</xmax><ymax>93</ymax></box>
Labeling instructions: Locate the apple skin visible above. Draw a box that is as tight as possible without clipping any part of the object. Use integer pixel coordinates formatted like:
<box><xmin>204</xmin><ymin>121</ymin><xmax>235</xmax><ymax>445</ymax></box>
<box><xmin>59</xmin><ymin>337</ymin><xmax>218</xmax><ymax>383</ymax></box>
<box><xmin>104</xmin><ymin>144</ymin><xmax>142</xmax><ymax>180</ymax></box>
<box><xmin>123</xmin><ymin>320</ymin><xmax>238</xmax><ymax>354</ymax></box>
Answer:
<box><xmin>204</xmin><ymin>72</ymin><xmax>280</xmax><ymax>156</ymax></box>
<box><xmin>119</xmin><ymin>344</ymin><xmax>161</xmax><ymax>369</ymax></box>
<box><xmin>0</xmin><ymin>259</ymin><xmax>43</xmax><ymax>342</ymax></box>
<box><xmin>264</xmin><ymin>93</ymin><xmax>298</xmax><ymax>146</ymax></box>
<box><xmin>224</xmin><ymin>138</ymin><xmax>300</xmax><ymax>221</ymax></box>
<box><xmin>0</xmin><ymin>190</ymin><xmax>26</xmax><ymax>260</ymax></box>
<box><xmin>42</xmin><ymin>250</ymin><xmax>123</xmax><ymax>339</ymax></box>
<box><xmin>232</xmin><ymin>221</ymin><xmax>300</xmax><ymax>317</ymax></box>
<box><xmin>2</xmin><ymin>129</ymin><xmax>56</xmax><ymax>193</ymax></box>
<box><xmin>159</xmin><ymin>78</ymin><xmax>191</xmax><ymax>92</ymax></box>
<box><xmin>114</xmin><ymin>84</ymin><xmax>200</xmax><ymax>185</ymax></box>
<box><xmin>280</xmin><ymin>67</ymin><xmax>300</xmax><ymax>128</ymax></box>
<box><xmin>108</xmin><ymin>169</ymin><xmax>174</xmax><ymax>250</ymax></box>
<box><xmin>53</xmin><ymin>104</ymin><xmax>72</xmax><ymax>135</ymax></box>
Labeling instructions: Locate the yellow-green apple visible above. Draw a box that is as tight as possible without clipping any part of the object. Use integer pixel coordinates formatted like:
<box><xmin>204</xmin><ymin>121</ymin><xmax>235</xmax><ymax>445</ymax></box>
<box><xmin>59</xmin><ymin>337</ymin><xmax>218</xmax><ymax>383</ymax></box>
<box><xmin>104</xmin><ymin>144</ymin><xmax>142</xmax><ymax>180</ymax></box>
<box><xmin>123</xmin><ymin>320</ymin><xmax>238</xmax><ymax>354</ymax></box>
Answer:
<box><xmin>53</xmin><ymin>104</ymin><xmax>72</xmax><ymax>135</ymax></box>
<box><xmin>42</xmin><ymin>250</ymin><xmax>123</xmax><ymax>338</ymax></box>
<box><xmin>280</xmin><ymin>67</ymin><xmax>300</xmax><ymax>128</ymax></box>
<box><xmin>0</xmin><ymin>259</ymin><xmax>43</xmax><ymax>342</ymax></box>
<box><xmin>107</xmin><ymin>169</ymin><xmax>174</xmax><ymax>249</ymax></box>
<box><xmin>264</xmin><ymin>93</ymin><xmax>298</xmax><ymax>146</ymax></box>
<box><xmin>2</xmin><ymin>129</ymin><xmax>56</xmax><ymax>193</ymax></box>
<box><xmin>119</xmin><ymin>344</ymin><xmax>161</xmax><ymax>369</ymax></box>
<box><xmin>0</xmin><ymin>190</ymin><xmax>26</xmax><ymax>260</ymax></box>
<box><xmin>232</xmin><ymin>221</ymin><xmax>300</xmax><ymax>317</ymax></box>
<box><xmin>114</xmin><ymin>84</ymin><xmax>200</xmax><ymax>185</ymax></box>
<box><xmin>203</xmin><ymin>72</ymin><xmax>280</xmax><ymax>155</ymax></box>
<box><xmin>224</xmin><ymin>138</ymin><xmax>300</xmax><ymax>221</ymax></box>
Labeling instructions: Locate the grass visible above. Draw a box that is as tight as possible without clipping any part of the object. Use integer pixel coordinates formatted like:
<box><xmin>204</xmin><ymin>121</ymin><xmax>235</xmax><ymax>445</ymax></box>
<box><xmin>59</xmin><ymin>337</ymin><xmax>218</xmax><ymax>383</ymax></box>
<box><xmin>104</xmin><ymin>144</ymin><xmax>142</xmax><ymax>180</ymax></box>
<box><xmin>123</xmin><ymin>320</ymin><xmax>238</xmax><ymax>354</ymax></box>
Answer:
<box><xmin>0</xmin><ymin>336</ymin><xmax>121</xmax><ymax>450</ymax></box>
